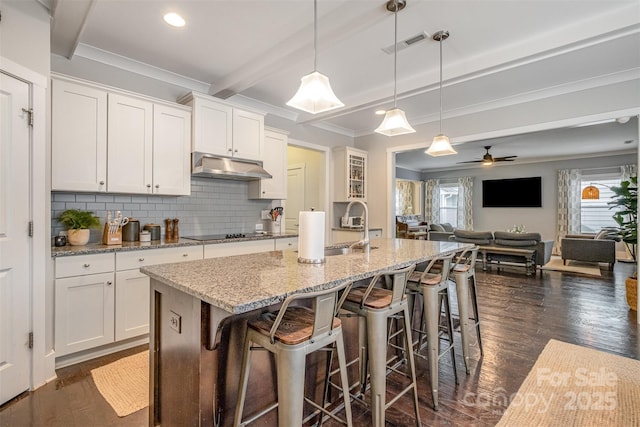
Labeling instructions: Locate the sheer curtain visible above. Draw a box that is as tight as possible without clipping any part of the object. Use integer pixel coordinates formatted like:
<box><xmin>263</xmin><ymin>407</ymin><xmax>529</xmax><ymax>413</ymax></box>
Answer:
<box><xmin>424</xmin><ymin>179</ymin><xmax>440</xmax><ymax>224</ymax></box>
<box><xmin>457</xmin><ymin>176</ymin><xmax>474</xmax><ymax>230</ymax></box>
<box><xmin>620</xmin><ymin>164</ymin><xmax>637</xmax><ymax>182</ymax></box>
<box><xmin>553</xmin><ymin>169</ymin><xmax>582</xmax><ymax>255</ymax></box>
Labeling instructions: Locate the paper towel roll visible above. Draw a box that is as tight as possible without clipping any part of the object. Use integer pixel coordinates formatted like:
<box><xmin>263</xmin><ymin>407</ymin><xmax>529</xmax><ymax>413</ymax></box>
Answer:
<box><xmin>298</xmin><ymin>211</ymin><xmax>325</xmax><ymax>263</ymax></box>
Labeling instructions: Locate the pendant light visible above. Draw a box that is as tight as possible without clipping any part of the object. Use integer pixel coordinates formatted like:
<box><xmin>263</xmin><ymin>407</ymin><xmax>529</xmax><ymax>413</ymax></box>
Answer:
<box><xmin>582</xmin><ymin>184</ymin><xmax>600</xmax><ymax>200</ymax></box>
<box><xmin>425</xmin><ymin>30</ymin><xmax>457</xmax><ymax>156</ymax></box>
<box><xmin>375</xmin><ymin>0</ymin><xmax>415</xmax><ymax>136</ymax></box>
<box><xmin>286</xmin><ymin>0</ymin><xmax>344</xmax><ymax>114</ymax></box>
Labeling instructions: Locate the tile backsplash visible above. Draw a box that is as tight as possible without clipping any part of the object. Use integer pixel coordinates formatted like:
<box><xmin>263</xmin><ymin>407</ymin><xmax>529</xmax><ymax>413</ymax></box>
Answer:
<box><xmin>51</xmin><ymin>177</ymin><xmax>274</xmax><ymax>242</ymax></box>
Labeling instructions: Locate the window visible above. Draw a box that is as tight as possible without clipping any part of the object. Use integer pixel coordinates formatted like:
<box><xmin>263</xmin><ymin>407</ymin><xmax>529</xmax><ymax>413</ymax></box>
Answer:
<box><xmin>439</xmin><ymin>183</ymin><xmax>458</xmax><ymax>228</ymax></box>
<box><xmin>580</xmin><ymin>175</ymin><xmax>621</xmax><ymax>233</ymax></box>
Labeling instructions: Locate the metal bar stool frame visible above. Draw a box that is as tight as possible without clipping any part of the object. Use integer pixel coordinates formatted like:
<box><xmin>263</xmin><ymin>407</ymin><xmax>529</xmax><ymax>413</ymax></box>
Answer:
<box><xmin>338</xmin><ymin>264</ymin><xmax>422</xmax><ymax>427</ymax></box>
<box><xmin>233</xmin><ymin>281</ymin><xmax>354</xmax><ymax>427</ymax></box>
<box><xmin>450</xmin><ymin>245</ymin><xmax>483</xmax><ymax>374</ymax></box>
<box><xmin>406</xmin><ymin>253</ymin><xmax>458</xmax><ymax>411</ymax></box>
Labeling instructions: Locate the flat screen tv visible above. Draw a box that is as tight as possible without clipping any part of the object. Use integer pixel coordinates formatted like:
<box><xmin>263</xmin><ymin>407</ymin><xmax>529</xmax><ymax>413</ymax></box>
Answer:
<box><xmin>482</xmin><ymin>177</ymin><xmax>542</xmax><ymax>208</ymax></box>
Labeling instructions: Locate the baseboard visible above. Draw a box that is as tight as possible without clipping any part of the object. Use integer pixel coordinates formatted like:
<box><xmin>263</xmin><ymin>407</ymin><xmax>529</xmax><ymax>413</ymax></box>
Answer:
<box><xmin>54</xmin><ymin>336</ymin><xmax>149</xmax><ymax>369</ymax></box>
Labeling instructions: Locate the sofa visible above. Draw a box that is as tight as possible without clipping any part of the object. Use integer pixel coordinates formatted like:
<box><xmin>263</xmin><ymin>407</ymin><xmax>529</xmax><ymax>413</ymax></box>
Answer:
<box><xmin>451</xmin><ymin>230</ymin><xmax>554</xmax><ymax>275</ymax></box>
<box><xmin>561</xmin><ymin>232</ymin><xmax>618</xmax><ymax>270</ymax></box>
<box><xmin>396</xmin><ymin>215</ymin><xmax>428</xmax><ymax>239</ymax></box>
<box><xmin>427</xmin><ymin>223</ymin><xmax>455</xmax><ymax>241</ymax></box>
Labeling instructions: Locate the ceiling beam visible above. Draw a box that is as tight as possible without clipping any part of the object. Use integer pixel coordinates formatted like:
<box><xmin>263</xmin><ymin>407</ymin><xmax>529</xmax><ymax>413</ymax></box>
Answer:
<box><xmin>51</xmin><ymin>0</ymin><xmax>95</xmax><ymax>59</ymax></box>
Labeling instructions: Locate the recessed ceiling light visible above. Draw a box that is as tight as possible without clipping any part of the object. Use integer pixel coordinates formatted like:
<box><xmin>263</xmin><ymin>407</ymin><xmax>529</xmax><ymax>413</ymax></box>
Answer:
<box><xmin>163</xmin><ymin>12</ymin><xmax>185</xmax><ymax>27</ymax></box>
<box><xmin>375</xmin><ymin>110</ymin><xmax>386</xmax><ymax>115</ymax></box>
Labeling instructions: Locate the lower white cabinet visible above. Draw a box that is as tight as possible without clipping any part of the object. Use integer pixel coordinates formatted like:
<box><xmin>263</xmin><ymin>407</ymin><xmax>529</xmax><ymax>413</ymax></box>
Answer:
<box><xmin>115</xmin><ymin>269</ymin><xmax>151</xmax><ymax>341</ymax></box>
<box><xmin>204</xmin><ymin>239</ymin><xmax>274</xmax><ymax>258</ymax></box>
<box><xmin>275</xmin><ymin>237</ymin><xmax>298</xmax><ymax>250</ymax></box>
<box><xmin>55</xmin><ymin>254</ymin><xmax>115</xmax><ymax>356</ymax></box>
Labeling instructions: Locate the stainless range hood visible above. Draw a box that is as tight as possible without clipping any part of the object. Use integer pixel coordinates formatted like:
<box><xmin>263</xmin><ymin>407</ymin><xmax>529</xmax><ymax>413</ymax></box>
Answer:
<box><xmin>192</xmin><ymin>153</ymin><xmax>272</xmax><ymax>181</ymax></box>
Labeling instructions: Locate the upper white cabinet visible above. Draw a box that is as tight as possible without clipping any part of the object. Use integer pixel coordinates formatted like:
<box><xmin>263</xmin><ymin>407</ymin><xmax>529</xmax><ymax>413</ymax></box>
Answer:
<box><xmin>333</xmin><ymin>147</ymin><xmax>368</xmax><ymax>202</ymax></box>
<box><xmin>51</xmin><ymin>76</ymin><xmax>191</xmax><ymax>196</ymax></box>
<box><xmin>52</xmin><ymin>79</ymin><xmax>108</xmax><ymax>192</ymax></box>
<box><xmin>179</xmin><ymin>92</ymin><xmax>264</xmax><ymax>161</ymax></box>
<box><xmin>248</xmin><ymin>128</ymin><xmax>288</xmax><ymax>199</ymax></box>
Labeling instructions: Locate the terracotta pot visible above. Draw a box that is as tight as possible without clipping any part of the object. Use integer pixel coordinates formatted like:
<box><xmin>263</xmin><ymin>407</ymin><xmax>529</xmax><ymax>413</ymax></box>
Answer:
<box><xmin>626</xmin><ymin>276</ymin><xmax>637</xmax><ymax>311</ymax></box>
<box><xmin>67</xmin><ymin>229</ymin><xmax>90</xmax><ymax>246</ymax></box>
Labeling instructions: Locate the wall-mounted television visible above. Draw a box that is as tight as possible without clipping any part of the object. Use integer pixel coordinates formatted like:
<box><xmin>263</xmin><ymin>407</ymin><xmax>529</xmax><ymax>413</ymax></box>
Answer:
<box><xmin>482</xmin><ymin>177</ymin><xmax>542</xmax><ymax>208</ymax></box>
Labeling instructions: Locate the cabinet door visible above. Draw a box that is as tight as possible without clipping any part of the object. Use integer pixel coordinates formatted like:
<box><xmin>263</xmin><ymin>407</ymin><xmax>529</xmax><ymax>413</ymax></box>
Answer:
<box><xmin>232</xmin><ymin>109</ymin><xmax>264</xmax><ymax>161</ymax></box>
<box><xmin>51</xmin><ymin>79</ymin><xmax>107</xmax><ymax>192</ymax></box>
<box><xmin>107</xmin><ymin>94</ymin><xmax>153</xmax><ymax>193</ymax></box>
<box><xmin>193</xmin><ymin>98</ymin><xmax>232</xmax><ymax>156</ymax></box>
<box><xmin>115</xmin><ymin>269</ymin><xmax>150</xmax><ymax>340</ymax></box>
<box><xmin>275</xmin><ymin>237</ymin><xmax>298</xmax><ymax>251</ymax></box>
<box><xmin>204</xmin><ymin>240</ymin><xmax>274</xmax><ymax>258</ymax></box>
<box><xmin>248</xmin><ymin>130</ymin><xmax>287</xmax><ymax>199</ymax></box>
<box><xmin>153</xmin><ymin>105</ymin><xmax>191</xmax><ymax>195</ymax></box>
<box><xmin>55</xmin><ymin>272</ymin><xmax>115</xmax><ymax>356</ymax></box>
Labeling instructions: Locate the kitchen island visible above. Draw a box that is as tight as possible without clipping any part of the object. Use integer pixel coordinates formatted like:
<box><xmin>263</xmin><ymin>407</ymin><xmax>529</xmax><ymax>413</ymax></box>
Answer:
<box><xmin>141</xmin><ymin>238</ymin><xmax>468</xmax><ymax>426</ymax></box>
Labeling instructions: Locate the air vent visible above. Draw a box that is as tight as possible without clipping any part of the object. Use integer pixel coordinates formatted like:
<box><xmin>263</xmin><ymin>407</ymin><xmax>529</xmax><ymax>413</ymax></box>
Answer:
<box><xmin>382</xmin><ymin>31</ymin><xmax>430</xmax><ymax>54</ymax></box>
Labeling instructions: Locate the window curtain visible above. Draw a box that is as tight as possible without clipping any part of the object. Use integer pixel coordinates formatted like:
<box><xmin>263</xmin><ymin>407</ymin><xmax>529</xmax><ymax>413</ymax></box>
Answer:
<box><xmin>457</xmin><ymin>176</ymin><xmax>474</xmax><ymax>230</ymax></box>
<box><xmin>396</xmin><ymin>181</ymin><xmax>414</xmax><ymax>215</ymax></box>
<box><xmin>620</xmin><ymin>164</ymin><xmax>637</xmax><ymax>183</ymax></box>
<box><xmin>424</xmin><ymin>179</ymin><xmax>440</xmax><ymax>224</ymax></box>
<box><xmin>553</xmin><ymin>169</ymin><xmax>582</xmax><ymax>255</ymax></box>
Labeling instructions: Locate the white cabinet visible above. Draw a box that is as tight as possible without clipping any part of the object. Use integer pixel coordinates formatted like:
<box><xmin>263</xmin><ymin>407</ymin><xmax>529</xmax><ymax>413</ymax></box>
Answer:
<box><xmin>275</xmin><ymin>237</ymin><xmax>298</xmax><ymax>251</ymax></box>
<box><xmin>55</xmin><ymin>254</ymin><xmax>115</xmax><ymax>356</ymax></box>
<box><xmin>51</xmin><ymin>79</ymin><xmax>108</xmax><ymax>192</ymax></box>
<box><xmin>333</xmin><ymin>147</ymin><xmax>367</xmax><ymax>202</ymax></box>
<box><xmin>332</xmin><ymin>229</ymin><xmax>381</xmax><ymax>244</ymax></box>
<box><xmin>107</xmin><ymin>95</ymin><xmax>191</xmax><ymax>195</ymax></box>
<box><xmin>204</xmin><ymin>240</ymin><xmax>274</xmax><ymax>258</ymax></box>
<box><xmin>179</xmin><ymin>92</ymin><xmax>264</xmax><ymax>161</ymax></box>
<box><xmin>249</xmin><ymin>128</ymin><xmax>288</xmax><ymax>199</ymax></box>
<box><xmin>51</xmin><ymin>76</ymin><xmax>191</xmax><ymax>195</ymax></box>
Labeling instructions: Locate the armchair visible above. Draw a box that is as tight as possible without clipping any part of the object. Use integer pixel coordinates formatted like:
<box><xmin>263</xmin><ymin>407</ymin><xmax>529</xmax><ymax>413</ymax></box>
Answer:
<box><xmin>561</xmin><ymin>232</ymin><xmax>618</xmax><ymax>270</ymax></box>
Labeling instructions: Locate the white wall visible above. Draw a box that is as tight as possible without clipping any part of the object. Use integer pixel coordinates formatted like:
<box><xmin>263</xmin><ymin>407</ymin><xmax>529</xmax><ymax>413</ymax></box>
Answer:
<box><xmin>0</xmin><ymin>1</ymin><xmax>50</xmax><ymax>76</ymax></box>
<box><xmin>287</xmin><ymin>145</ymin><xmax>325</xmax><ymax>212</ymax></box>
<box><xmin>422</xmin><ymin>154</ymin><xmax>634</xmax><ymax>240</ymax></box>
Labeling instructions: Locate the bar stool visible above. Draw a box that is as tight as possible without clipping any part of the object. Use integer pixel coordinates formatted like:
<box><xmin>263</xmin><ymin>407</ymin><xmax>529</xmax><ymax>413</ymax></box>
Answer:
<box><xmin>340</xmin><ymin>265</ymin><xmax>421</xmax><ymax>427</ymax></box>
<box><xmin>233</xmin><ymin>282</ymin><xmax>353</xmax><ymax>427</ymax></box>
<box><xmin>450</xmin><ymin>245</ymin><xmax>483</xmax><ymax>374</ymax></box>
<box><xmin>406</xmin><ymin>253</ymin><xmax>458</xmax><ymax>411</ymax></box>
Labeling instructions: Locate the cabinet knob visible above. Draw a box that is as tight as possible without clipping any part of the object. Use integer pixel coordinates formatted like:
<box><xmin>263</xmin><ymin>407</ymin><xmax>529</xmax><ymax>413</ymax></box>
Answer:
<box><xmin>146</xmin><ymin>184</ymin><xmax>151</xmax><ymax>188</ymax></box>
<box><xmin>234</xmin><ymin>149</ymin><xmax>238</xmax><ymax>153</ymax></box>
<box><xmin>83</xmin><ymin>263</ymin><xmax>90</xmax><ymax>268</ymax></box>
<box><xmin>139</xmin><ymin>258</ymin><xmax>145</xmax><ymax>262</ymax></box>
<box><xmin>227</xmin><ymin>148</ymin><xmax>233</xmax><ymax>152</ymax></box>
<box><xmin>183</xmin><ymin>253</ymin><xmax>188</xmax><ymax>257</ymax></box>
<box><xmin>107</xmin><ymin>281</ymin><xmax>113</xmax><ymax>286</ymax></box>
<box><xmin>155</xmin><ymin>184</ymin><xmax>160</xmax><ymax>189</ymax></box>
<box><xmin>262</xmin><ymin>191</ymin><xmax>266</xmax><ymax>194</ymax></box>
<box><xmin>99</xmin><ymin>181</ymin><xmax>105</xmax><ymax>185</ymax></box>
<box><xmin>288</xmin><ymin>243</ymin><xmax>292</xmax><ymax>246</ymax></box>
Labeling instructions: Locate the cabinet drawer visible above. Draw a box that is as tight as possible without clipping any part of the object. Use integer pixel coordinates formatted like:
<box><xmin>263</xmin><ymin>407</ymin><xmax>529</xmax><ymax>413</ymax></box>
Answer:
<box><xmin>275</xmin><ymin>237</ymin><xmax>298</xmax><ymax>251</ymax></box>
<box><xmin>204</xmin><ymin>240</ymin><xmax>274</xmax><ymax>258</ymax></box>
<box><xmin>116</xmin><ymin>246</ymin><xmax>203</xmax><ymax>270</ymax></box>
<box><xmin>55</xmin><ymin>253</ymin><xmax>115</xmax><ymax>278</ymax></box>
<box><xmin>370</xmin><ymin>230</ymin><xmax>382</xmax><ymax>239</ymax></box>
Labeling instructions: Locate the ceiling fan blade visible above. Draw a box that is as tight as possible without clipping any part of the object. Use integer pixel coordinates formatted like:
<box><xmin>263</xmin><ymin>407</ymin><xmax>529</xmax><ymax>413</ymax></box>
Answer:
<box><xmin>456</xmin><ymin>159</ymin><xmax>484</xmax><ymax>164</ymax></box>
<box><xmin>494</xmin><ymin>156</ymin><xmax>518</xmax><ymax>161</ymax></box>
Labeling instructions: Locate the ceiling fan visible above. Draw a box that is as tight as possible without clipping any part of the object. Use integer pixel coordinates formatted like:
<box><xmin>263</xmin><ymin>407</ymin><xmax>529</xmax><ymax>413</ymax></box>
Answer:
<box><xmin>457</xmin><ymin>146</ymin><xmax>517</xmax><ymax>165</ymax></box>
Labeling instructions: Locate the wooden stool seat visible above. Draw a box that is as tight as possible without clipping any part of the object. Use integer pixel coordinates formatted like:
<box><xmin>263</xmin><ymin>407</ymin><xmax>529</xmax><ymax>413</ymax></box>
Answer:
<box><xmin>345</xmin><ymin>287</ymin><xmax>402</xmax><ymax>309</ymax></box>
<box><xmin>408</xmin><ymin>271</ymin><xmax>442</xmax><ymax>286</ymax></box>
<box><xmin>249</xmin><ymin>306</ymin><xmax>341</xmax><ymax>345</ymax></box>
<box><xmin>452</xmin><ymin>264</ymin><xmax>471</xmax><ymax>273</ymax></box>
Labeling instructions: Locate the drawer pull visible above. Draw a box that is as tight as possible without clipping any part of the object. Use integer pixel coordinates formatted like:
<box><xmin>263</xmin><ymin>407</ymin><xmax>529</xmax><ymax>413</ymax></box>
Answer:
<box><xmin>139</xmin><ymin>258</ymin><xmax>145</xmax><ymax>262</ymax></box>
<box><xmin>107</xmin><ymin>281</ymin><xmax>113</xmax><ymax>286</ymax></box>
<box><xmin>99</xmin><ymin>181</ymin><xmax>105</xmax><ymax>185</ymax></box>
<box><xmin>183</xmin><ymin>253</ymin><xmax>188</xmax><ymax>257</ymax></box>
<box><xmin>83</xmin><ymin>263</ymin><xmax>90</xmax><ymax>268</ymax></box>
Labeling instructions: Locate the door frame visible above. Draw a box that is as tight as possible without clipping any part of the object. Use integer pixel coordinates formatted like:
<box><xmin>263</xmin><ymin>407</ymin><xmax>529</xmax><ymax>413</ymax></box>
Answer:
<box><xmin>1</xmin><ymin>56</ymin><xmax>53</xmax><ymax>389</ymax></box>
<box><xmin>286</xmin><ymin>139</ymin><xmax>331</xmax><ymax>244</ymax></box>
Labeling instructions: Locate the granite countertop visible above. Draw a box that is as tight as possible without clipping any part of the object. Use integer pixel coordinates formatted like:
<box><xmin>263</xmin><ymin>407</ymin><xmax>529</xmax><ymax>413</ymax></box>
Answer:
<box><xmin>331</xmin><ymin>226</ymin><xmax>383</xmax><ymax>231</ymax></box>
<box><xmin>51</xmin><ymin>233</ymin><xmax>298</xmax><ymax>257</ymax></box>
<box><xmin>141</xmin><ymin>238</ymin><xmax>469</xmax><ymax>315</ymax></box>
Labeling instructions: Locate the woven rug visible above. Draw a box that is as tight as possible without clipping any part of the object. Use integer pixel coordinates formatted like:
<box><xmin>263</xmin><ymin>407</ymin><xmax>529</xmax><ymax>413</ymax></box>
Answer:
<box><xmin>91</xmin><ymin>350</ymin><xmax>149</xmax><ymax>417</ymax></box>
<box><xmin>496</xmin><ymin>339</ymin><xmax>640</xmax><ymax>426</ymax></box>
<box><xmin>540</xmin><ymin>256</ymin><xmax>602</xmax><ymax>277</ymax></box>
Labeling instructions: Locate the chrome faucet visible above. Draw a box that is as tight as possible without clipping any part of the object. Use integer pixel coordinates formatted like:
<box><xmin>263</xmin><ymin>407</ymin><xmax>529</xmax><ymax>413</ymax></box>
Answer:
<box><xmin>343</xmin><ymin>200</ymin><xmax>370</xmax><ymax>254</ymax></box>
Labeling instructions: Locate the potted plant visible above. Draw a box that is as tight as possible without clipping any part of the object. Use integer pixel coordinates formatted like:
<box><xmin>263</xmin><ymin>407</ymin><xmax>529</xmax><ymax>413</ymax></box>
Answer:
<box><xmin>609</xmin><ymin>176</ymin><xmax>637</xmax><ymax>310</ymax></box>
<box><xmin>57</xmin><ymin>209</ymin><xmax>101</xmax><ymax>246</ymax></box>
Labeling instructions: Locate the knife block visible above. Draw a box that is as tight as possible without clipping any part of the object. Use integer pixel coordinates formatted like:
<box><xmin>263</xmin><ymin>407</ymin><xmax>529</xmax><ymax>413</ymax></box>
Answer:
<box><xmin>102</xmin><ymin>223</ymin><xmax>122</xmax><ymax>245</ymax></box>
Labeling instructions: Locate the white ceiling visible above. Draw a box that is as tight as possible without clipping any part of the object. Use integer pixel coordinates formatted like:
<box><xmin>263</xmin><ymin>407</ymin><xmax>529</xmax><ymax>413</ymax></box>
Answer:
<box><xmin>50</xmin><ymin>0</ymin><xmax>640</xmax><ymax>168</ymax></box>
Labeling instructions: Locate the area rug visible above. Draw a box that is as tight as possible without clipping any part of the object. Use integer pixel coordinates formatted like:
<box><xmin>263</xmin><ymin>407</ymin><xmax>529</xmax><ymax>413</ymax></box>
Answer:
<box><xmin>91</xmin><ymin>350</ymin><xmax>148</xmax><ymax>417</ymax></box>
<box><xmin>541</xmin><ymin>256</ymin><xmax>602</xmax><ymax>277</ymax></box>
<box><xmin>496</xmin><ymin>339</ymin><xmax>640</xmax><ymax>426</ymax></box>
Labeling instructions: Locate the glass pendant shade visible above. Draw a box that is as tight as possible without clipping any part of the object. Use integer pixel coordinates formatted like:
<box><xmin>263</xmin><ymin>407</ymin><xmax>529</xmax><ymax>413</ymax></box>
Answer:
<box><xmin>375</xmin><ymin>108</ymin><xmax>416</xmax><ymax>136</ymax></box>
<box><xmin>286</xmin><ymin>71</ymin><xmax>344</xmax><ymax>114</ymax></box>
<box><xmin>582</xmin><ymin>185</ymin><xmax>600</xmax><ymax>200</ymax></box>
<box><xmin>425</xmin><ymin>134</ymin><xmax>457</xmax><ymax>156</ymax></box>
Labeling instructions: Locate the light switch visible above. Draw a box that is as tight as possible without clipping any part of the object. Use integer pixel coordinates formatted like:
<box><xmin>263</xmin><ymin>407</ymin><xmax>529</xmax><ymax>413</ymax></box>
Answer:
<box><xmin>169</xmin><ymin>310</ymin><xmax>181</xmax><ymax>333</ymax></box>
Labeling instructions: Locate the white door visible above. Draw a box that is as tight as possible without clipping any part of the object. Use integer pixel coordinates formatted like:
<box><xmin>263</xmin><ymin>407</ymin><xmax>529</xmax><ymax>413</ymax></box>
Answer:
<box><xmin>0</xmin><ymin>73</ymin><xmax>31</xmax><ymax>405</ymax></box>
<box><xmin>286</xmin><ymin>164</ymin><xmax>306</xmax><ymax>234</ymax></box>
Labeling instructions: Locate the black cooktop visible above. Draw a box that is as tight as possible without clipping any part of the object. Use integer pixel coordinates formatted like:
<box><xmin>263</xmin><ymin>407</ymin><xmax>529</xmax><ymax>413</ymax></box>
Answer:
<box><xmin>183</xmin><ymin>233</ymin><xmax>265</xmax><ymax>241</ymax></box>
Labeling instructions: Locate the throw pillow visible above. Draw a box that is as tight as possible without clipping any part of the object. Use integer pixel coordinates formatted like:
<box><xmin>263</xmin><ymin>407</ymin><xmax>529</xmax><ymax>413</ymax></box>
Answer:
<box><xmin>430</xmin><ymin>224</ymin><xmax>445</xmax><ymax>232</ymax></box>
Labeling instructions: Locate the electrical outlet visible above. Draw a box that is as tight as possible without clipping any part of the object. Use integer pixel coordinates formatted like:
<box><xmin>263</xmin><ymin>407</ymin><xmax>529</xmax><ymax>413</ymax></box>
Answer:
<box><xmin>261</xmin><ymin>210</ymin><xmax>271</xmax><ymax>220</ymax></box>
<box><xmin>255</xmin><ymin>223</ymin><xmax>264</xmax><ymax>231</ymax></box>
<box><xmin>169</xmin><ymin>310</ymin><xmax>181</xmax><ymax>333</ymax></box>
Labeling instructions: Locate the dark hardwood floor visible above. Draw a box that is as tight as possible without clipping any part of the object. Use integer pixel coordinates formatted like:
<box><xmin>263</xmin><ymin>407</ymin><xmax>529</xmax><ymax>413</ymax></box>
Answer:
<box><xmin>2</xmin><ymin>262</ymin><xmax>638</xmax><ymax>427</ymax></box>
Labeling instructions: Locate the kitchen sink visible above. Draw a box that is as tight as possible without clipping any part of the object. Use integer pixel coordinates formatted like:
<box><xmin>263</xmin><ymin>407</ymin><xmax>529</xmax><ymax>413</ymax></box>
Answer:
<box><xmin>323</xmin><ymin>245</ymin><xmax>379</xmax><ymax>256</ymax></box>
